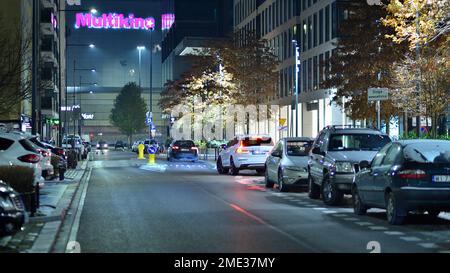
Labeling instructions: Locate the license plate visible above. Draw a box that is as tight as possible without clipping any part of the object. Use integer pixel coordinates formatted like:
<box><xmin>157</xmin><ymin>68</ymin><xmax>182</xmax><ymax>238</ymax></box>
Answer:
<box><xmin>252</xmin><ymin>151</ymin><xmax>264</xmax><ymax>155</ymax></box>
<box><xmin>433</xmin><ymin>175</ymin><xmax>450</xmax><ymax>182</ymax></box>
<box><xmin>181</xmin><ymin>149</ymin><xmax>189</xmax><ymax>152</ymax></box>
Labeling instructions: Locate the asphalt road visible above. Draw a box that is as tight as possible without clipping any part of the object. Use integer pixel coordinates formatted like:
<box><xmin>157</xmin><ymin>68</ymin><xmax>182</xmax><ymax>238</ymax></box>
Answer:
<box><xmin>76</xmin><ymin>150</ymin><xmax>450</xmax><ymax>253</ymax></box>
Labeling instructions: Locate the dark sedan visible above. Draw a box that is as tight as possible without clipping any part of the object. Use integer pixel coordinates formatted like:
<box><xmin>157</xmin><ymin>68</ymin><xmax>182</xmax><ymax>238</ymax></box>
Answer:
<box><xmin>0</xmin><ymin>182</ymin><xmax>26</xmax><ymax>237</ymax></box>
<box><xmin>167</xmin><ymin>140</ymin><xmax>198</xmax><ymax>162</ymax></box>
<box><xmin>352</xmin><ymin>140</ymin><xmax>450</xmax><ymax>225</ymax></box>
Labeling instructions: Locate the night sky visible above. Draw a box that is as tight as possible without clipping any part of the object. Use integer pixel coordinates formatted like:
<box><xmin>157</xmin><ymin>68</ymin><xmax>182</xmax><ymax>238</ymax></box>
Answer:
<box><xmin>66</xmin><ymin>0</ymin><xmax>166</xmax><ymax>89</ymax></box>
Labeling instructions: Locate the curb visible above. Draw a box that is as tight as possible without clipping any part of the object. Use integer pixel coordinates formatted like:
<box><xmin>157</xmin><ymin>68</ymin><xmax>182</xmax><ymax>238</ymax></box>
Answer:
<box><xmin>27</xmin><ymin>161</ymin><xmax>89</xmax><ymax>253</ymax></box>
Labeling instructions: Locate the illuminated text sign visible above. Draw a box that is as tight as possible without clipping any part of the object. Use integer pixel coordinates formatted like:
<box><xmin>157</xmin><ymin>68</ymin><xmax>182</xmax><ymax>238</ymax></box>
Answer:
<box><xmin>75</xmin><ymin>13</ymin><xmax>155</xmax><ymax>31</ymax></box>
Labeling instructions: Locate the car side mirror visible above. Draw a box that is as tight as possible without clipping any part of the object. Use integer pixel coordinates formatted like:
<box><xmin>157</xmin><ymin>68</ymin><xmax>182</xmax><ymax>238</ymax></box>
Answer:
<box><xmin>359</xmin><ymin>160</ymin><xmax>371</xmax><ymax>170</ymax></box>
<box><xmin>271</xmin><ymin>151</ymin><xmax>282</xmax><ymax>158</ymax></box>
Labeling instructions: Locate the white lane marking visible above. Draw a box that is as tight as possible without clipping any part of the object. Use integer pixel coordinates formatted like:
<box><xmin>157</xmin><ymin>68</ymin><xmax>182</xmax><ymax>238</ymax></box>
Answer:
<box><xmin>400</xmin><ymin>236</ymin><xmax>422</xmax><ymax>242</ymax></box>
<box><xmin>418</xmin><ymin>243</ymin><xmax>439</xmax><ymax>249</ymax></box>
<box><xmin>343</xmin><ymin>217</ymin><xmax>359</xmax><ymax>221</ymax></box>
<box><xmin>384</xmin><ymin>231</ymin><xmax>405</xmax><ymax>236</ymax></box>
<box><xmin>334</xmin><ymin>208</ymin><xmax>354</xmax><ymax>213</ymax></box>
<box><xmin>332</xmin><ymin>214</ymin><xmax>349</xmax><ymax>217</ymax></box>
<box><xmin>322</xmin><ymin>210</ymin><xmax>338</xmax><ymax>214</ymax></box>
<box><xmin>355</xmin><ymin>222</ymin><xmax>374</xmax><ymax>226</ymax></box>
<box><xmin>313</xmin><ymin>207</ymin><xmax>327</xmax><ymax>211</ymax></box>
<box><xmin>305</xmin><ymin>204</ymin><xmax>318</xmax><ymax>207</ymax></box>
<box><xmin>368</xmin><ymin>226</ymin><xmax>388</xmax><ymax>231</ymax></box>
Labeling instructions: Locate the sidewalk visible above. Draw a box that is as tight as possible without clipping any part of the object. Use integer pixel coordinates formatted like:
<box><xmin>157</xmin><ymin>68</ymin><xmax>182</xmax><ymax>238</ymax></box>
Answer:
<box><xmin>0</xmin><ymin>160</ymin><xmax>88</xmax><ymax>253</ymax></box>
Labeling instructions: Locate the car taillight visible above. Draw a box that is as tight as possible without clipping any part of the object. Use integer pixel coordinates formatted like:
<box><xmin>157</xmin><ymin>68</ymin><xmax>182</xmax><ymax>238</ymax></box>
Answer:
<box><xmin>191</xmin><ymin>147</ymin><xmax>198</xmax><ymax>151</ymax></box>
<box><xmin>236</xmin><ymin>147</ymin><xmax>249</xmax><ymax>154</ymax></box>
<box><xmin>57</xmin><ymin>150</ymin><xmax>65</xmax><ymax>156</ymax></box>
<box><xmin>398</xmin><ymin>169</ymin><xmax>428</xmax><ymax>180</ymax></box>
<box><xmin>172</xmin><ymin>146</ymin><xmax>179</xmax><ymax>150</ymax></box>
<box><xmin>18</xmin><ymin>154</ymin><xmax>41</xmax><ymax>163</ymax></box>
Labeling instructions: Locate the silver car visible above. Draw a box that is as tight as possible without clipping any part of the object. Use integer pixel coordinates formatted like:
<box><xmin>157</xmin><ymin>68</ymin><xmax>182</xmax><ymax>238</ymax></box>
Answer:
<box><xmin>265</xmin><ymin>137</ymin><xmax>314</xmax><ymax>192</ymax></box>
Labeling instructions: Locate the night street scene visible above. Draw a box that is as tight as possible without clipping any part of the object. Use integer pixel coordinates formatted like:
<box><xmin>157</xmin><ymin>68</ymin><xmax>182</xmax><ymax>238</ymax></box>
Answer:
<box><xmin>1</xmin><ymin>0</ymin><xmax>450</xmax><ymax>264</ymax></box>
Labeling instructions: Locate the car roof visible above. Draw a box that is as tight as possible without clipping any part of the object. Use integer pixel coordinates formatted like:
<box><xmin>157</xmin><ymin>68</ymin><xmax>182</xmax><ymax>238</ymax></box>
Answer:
<box><xmin>282</xmin><ymin>137</ymin><xmax>314</xmax><ymax>142</ymax></box>
<box><xmin>328</xmin><ymin>128</ymin><xmax>385</xmax><ymax>135</ymax></box>
<box><xmin>395</xmin><ymin>139</ymin><xmax>450</xmax><ymax>146</ymax></box>
<box><xmin>0</xmin><ymin>132</ymin><xmax>27</xmax><ymax>141</ymax></box>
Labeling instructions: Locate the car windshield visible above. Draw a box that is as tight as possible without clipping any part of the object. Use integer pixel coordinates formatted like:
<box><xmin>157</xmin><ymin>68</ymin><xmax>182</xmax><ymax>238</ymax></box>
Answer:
<box><xmin>404</xmin><ymin>142</ymin><xmax>450</xmax><ymax>163</ymax></box>
<box><xmin>328</xmin><ymin>134</ymin><xmax>391</xmax><ymax>151</ymax></box>
<box><xmin>286</xmin><ymin>141</ymin><xmax>313</xmax><ymax>156</ymax></box>
<box><xmin>241</xmin><ymin>137</ymin><xmax>273</xmax><ymax>147</ymax></box>
<box><xmin>174</xmin><ymin>141</ymin><xmax>195</xmax><ymax>148</ymax></box>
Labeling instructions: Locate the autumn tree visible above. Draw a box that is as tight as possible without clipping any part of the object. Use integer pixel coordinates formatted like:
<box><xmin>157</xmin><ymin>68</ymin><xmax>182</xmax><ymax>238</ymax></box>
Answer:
<box><xmin>110</xmin><ymin>83</ymin><xmax>148</xmax><ymax>145</ymax></box>
<box><xmin>383</xmin><ymin>0</ymin><xmax>450</xmax><ymax>136</ymax></box>
<box><xmin>322</xmin><ymin>1</ymin><xmax>407</xmax><ymax>129</ymax></box>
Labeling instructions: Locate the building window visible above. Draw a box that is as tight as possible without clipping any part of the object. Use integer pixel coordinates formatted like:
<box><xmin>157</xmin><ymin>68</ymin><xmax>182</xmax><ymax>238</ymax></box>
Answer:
<box><xmin>307</xmin><ymin>16</ymin><xmax>312</xmax><ymax>50</ymax></box>
<box><xmin>325</xmin><ymin>51</ymin><xmax>330</xmax><ymax>80</ymax></box>
<box><xmin>307</xmin><ymin>58</ymin><xmax>312</xmax><ymax>92</ymax></box>
<box><xmin>302</xmin><ymin>20</ymin><xmax>307</xmax><ymax>52</ymax></box>
<box><xmin>313</xmin><ymin>56</ymin><xmax>318</xmax><ymax>90</ymax></box>
<box><xmin>302</xmin><ymin>60</ymin><xmax>307</xmax><ymax>93</ymax></box>
<box><xmin>319</xmin><ymin>9</ymin><xmax>324</xmax><ymax>45</ymax></box>
<box><xmin>319</xmin><ymin>53</ymin><xmax>324</xmax><ymax>88</ymax></box>
<box><xmin>325</xmin><ymin>5</ymin><xmax>330</xmax><ymax>42</ymax></box>
<box><xmin>313</xmin><ymin>13</ymin><xmax>318</xmax><ymax>48</ymax></box>
<box><xmin>302</xmin><ymin>0</ymin><xmax>306</xmax><ymax>11</ymax></box>
<box><xmin>332</xmin><ymin>1</ymin><xmax>337</xmax><ymax>38</ymax></box>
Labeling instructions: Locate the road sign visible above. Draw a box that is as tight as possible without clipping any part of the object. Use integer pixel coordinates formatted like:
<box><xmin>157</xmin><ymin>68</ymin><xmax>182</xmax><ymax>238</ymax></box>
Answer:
<box><xmin>147</xmin><ymin>145</ymin><xmax>157</xmax><ymax>154</ymax></box>
<box><xmin>279</xmin><ymin>118</ymin><xmax>287</xmax><ymax>127</ymax></box>
<box><xmin>368</xmin><ymin>88</ymin><xmax>389</xmax><ymax>102</ymax></box>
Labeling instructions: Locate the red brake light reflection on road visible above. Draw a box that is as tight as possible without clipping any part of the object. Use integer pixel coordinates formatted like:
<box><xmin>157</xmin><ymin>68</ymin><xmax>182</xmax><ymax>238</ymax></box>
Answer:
<box><xmin>18</xmin><ymin>154</ymin><xmax>41</xmax><ymax>163</ymax></box>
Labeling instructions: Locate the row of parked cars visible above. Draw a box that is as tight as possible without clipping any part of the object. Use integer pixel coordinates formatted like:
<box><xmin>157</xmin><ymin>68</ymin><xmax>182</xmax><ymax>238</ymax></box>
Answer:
<box><xmin>214</xmin><ymin>126</ymin><xmax>450</xmax><ymax>225</ymax></box>
<box><xmin>0</xmin><ymin>132</ymin><xmax>93</xmax><ymax>237</ymax></box>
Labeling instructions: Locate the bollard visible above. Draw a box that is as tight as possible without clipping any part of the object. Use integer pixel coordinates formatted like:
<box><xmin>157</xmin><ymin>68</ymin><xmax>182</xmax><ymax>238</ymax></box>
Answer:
<box><xmin>148</xmin><ymin>153</ymin><xmax>156</xmax><ymax>164</ymax></box>
<box><xmin>138</xmin><ymin>144</ymin><xmax>145</xmax><ymax>159</ymax></box>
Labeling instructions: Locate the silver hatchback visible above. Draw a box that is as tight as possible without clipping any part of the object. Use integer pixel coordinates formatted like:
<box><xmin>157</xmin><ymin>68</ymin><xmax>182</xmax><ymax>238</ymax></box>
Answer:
<box><xmin>265</xmin><ymin>137</ymin><xmax>314</xmax><ymax>192</ymax></box>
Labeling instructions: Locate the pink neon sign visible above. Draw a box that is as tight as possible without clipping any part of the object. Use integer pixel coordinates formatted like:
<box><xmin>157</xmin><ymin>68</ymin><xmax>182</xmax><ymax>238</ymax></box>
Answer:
<box><xmin>161</xmin><ymin>13</ymin><xmax>175</xmax><ymax>30</ymax></box>
<box><xmin>75</xmin><ymin>13</ymin><xmax>155</xmax><ymax>30</ymax></box>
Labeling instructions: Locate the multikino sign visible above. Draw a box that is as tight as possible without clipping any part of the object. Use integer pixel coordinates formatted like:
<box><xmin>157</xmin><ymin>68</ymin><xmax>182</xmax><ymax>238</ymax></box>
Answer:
<box><xmin>75</xmin><ymin>13</ymin><xmax>155</xmax><ymax>31</ymax></box>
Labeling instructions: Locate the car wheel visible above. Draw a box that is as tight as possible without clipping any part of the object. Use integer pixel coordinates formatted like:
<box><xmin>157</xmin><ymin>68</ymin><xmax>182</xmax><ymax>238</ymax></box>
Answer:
<box><xmin>229</xmin><ymin>157</ymin><xmax>239</xmax><ymax>176</ymax></box>
<box><xmin>278</xmin><ymin>169</ymin><xmax>288</xmax><ymax>192</ymax></box>
<box><xmin>265</xmin><ymin>167</ymin><xmax>274</xmax><ymax>188</ymax></box>
<box><xmin>322</xmin><ymin>177</ymin><xmax>343</xmax><ymax>206</ymax></box>
<box><xmin>308</xmin><ymin>174</ymin><xmax>320</xmax><ymax>199</ymax></box>
<box><xmin>427</xmin><ymin>210</ymin><xmax>441</xmax><ymax>218</ymax></box>
<box><xmin>386</xmin><ymin>192</ymin><xmax>406</xmax><ymax>225</ymax></box>
<box><xmin>352</xmin><ymin>186</ymin><xmax>368</xmax><ymax>215</ymax></box>
<box><xmin>217</xmin><ymin>157</ymin><xmax>229</xmax><ymax>174</ymax></box>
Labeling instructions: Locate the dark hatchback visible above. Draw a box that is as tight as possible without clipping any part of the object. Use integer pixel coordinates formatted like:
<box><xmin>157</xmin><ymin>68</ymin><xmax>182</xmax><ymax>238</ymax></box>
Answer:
<box><xmin>167</xmin><ymin>140</ymin><xmax>198</xmax><ymax>162</ymax></box>
<box><xmin>0</xmin><ymin>182</ymin><xmax>26</xmax><ymax>237</ymax></box>
<box><xmin>352</xmin><ymin>140</ymin><xmax>450</xmax><ymax>225</ymax></box>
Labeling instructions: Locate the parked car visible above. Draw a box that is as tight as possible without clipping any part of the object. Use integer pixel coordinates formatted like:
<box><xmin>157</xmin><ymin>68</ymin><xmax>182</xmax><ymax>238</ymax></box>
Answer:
<box><xmin>308</xmin><ymin>126</ymin><xmax>391</xmax><ymax>205</ymax></box>
<box><xmin>27</xmin><ymin>136</ymin><xmax>54</xmax><ymax>180</ymax></box>
<box><xmin>0</xmin><ymin>132</ymin><xmax>43</xmax><ymax>186</ymax></box>
<box><xmin>0</xmin><ymin>181</ymin><xmax>26</xmax><ymax>237</ymax></box>
<box><xmin>352</xmin><ymin>140</ymin><xmax>450</xmax><ymax>225</ymax></box>
<box><xmin>265</xmin><ymin>137</ymin><xmax>314</xmax><ymax>192</ymax></box>
<box><xmin>62</xmin><ymin>135</ymin><xmax>85</xmax><ymax>160</ymax></box>
<box><xmin>115</xmin><ymin>141</ymin><xmax>125</xmax><ymax>150</ymax></box>
<box><xmin>217</xmin><ymin>134</ymin><xmax>274</xmax><ymax>175</ymax></box>
<box><xmin>167</xmin><ymin>140</ymin><xmax>198</xmax><ymax>162</ymax></box>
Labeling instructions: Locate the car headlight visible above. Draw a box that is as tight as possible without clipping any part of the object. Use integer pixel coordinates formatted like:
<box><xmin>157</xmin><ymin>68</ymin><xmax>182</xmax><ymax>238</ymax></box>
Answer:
<box><xmin>0</xmin><ymin>195</ymin><xmax>15</xmax><ymax>211</ymax></box>
<box><xmin>103</xmin><ymin>144</ymin><xmax>108</xmax><ymax>148</ymax></box>
<box><xmin>334</xmin><ymin>162</ymin><xmax>354</xmax><ymax>173</ymax></box>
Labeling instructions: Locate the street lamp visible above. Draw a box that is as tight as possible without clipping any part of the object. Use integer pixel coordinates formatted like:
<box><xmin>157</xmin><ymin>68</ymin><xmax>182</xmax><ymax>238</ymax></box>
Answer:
<box><xmin>137</xmin><ymin>46</ymin><xmax>146</xmax><ymax>87</ymax></box>
<box><xmin>292</xmin><ymin>39</ymin><xmax>300</xmax><ymax>137</ymax></box>
<box><xmin>72</xmin><ymin>63</ymin><xmax>96</xmax><ymax>139</ymax></box>
<box><xmin>89</xmin><ymin>44</ymin><xmax>95</xmax><ymax>48</ymax></box>
<box><xmin>90</xmin><ymin>8</ymin><xmax>98</xmax><ymax>15</ymax></box>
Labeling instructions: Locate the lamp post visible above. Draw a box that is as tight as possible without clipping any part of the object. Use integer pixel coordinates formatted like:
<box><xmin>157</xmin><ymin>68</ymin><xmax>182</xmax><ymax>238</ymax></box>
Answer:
<box><xmin>137</xmin><ymin>46</ymin><xmax>146</xmax><ymax>87</ymax></box>
<box><xmin>71</xmin><ymin>62</ymin><xmax>96</xmax><ymax>139</ymax></box>
<box><xmin>292</xmin><ymin>39</ymin><xmax>301</xmax><ymax>137</ymax></box>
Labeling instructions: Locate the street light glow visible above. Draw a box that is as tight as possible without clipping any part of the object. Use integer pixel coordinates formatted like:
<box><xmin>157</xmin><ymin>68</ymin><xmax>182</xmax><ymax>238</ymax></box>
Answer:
<box><xmin>90</xmin><ymin>8</ymin><xmax>98</xmax><ymax>14</ymax></box>
<box><xmin>89</xmin><ymin>44</ymin><xmax>95</xmax><ymax>48</ymax></box>
<box><xmin>91</xmin><ymin>68</ymin><xmax>96</xmax><ymax>72</ymax></box>
<box><xmin>137</xmin><ymin>46</ymin><xmax>146</xmax><ymax>51</ymax></box>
